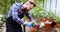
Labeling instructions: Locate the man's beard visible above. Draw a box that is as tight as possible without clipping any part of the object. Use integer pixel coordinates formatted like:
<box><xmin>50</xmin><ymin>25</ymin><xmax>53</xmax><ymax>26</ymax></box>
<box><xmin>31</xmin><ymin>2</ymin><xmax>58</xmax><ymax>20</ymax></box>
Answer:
<box><xmin>22</xmin><ymin>7</ymin><xmax>30</xmax><ymax>12</ymax></box>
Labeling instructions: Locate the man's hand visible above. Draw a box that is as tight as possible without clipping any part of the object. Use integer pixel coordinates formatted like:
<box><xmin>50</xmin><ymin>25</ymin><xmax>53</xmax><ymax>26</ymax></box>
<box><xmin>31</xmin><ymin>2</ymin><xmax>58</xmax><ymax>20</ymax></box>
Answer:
<box><xmin>23</xmin><ymin>22</ymin><xmax>32</xmax><ymax>27</ymax></box>
<box><xmin>23</xmin><ymin>20</ymin><xmax>37</xmax><ymax>27</ymax></box>
<box><xmin>30</xmin><ymin>20</ymin><xmax>37</xmax><ymax>27</ymax></box>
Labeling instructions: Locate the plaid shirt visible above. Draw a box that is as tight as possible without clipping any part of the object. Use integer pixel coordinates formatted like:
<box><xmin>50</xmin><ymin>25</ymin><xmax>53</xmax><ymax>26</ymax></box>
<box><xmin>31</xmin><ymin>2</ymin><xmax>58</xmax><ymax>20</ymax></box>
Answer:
<box><xmin>7</xmin><ymin>3</ymin><xmax>34</xmax><ymax>24</ymax></box>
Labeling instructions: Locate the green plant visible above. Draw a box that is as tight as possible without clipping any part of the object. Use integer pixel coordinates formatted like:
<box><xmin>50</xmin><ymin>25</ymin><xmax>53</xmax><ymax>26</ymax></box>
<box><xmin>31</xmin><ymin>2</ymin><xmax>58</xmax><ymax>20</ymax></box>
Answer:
<box><xmin>55</xmin><ymin>17</ymin><xmax>60</xmax><ymax>23</ymax></box>
<box><xmin>1</xmin><ymin>14</ymin><xmax>6</xmax><ymax>23</ymax></box>
<box><xmin>29</xmin><ymin>6</ymin><xmax>46</xmax><ymax>18</ymax></box>
<box><xmin>47</xmin><ymin>11</ymin><xmax>60</xmax><ymax>23</ymax></box>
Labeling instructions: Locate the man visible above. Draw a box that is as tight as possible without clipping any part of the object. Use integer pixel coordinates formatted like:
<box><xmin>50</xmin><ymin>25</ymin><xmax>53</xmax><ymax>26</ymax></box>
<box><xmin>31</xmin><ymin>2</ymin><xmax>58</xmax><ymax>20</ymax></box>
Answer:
<box><xmin>6</xmin><ymin>0</ymin><xmax>36</xmax><ymax>32</ymax></box>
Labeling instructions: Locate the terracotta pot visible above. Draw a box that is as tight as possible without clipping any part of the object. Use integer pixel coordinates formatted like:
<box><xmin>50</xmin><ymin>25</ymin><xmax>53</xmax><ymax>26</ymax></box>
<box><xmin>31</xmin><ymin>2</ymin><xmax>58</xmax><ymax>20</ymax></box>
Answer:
<box><xmin>41</xmin><ymin>18</ymin><xmax>47</xmax><ymax>22</ymax></box>
<box><xmin>36</xmin><ymin>25</ymin><xmax>40</xmax><ymax>30</ymax></box>
<box><xmin>56</xmin><ymin>23</ymin><xmax>60</xmax><ymax>28</ymax></box>
<box><xmin>30</xmin><ymin>27</ymin><xmax>36</xmax><ymax>32</ymax></box>
<box><xmin>45</xmin><ymin>23</ymin><xmax>51</xmax><ymax>28</ymax></box>
<box><xmin>42</xmin><ymin>30</ymin><xmax>48</xmax><ymax>32</ymax></box>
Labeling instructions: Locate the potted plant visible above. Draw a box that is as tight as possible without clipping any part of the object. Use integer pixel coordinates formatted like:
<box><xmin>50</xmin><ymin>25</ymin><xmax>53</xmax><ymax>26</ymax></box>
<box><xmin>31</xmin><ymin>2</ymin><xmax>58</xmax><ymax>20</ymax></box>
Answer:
<box><xmin>55</xmin><ymin>17</ymin><xmax>60</xmax><ymax>28</ymax></box>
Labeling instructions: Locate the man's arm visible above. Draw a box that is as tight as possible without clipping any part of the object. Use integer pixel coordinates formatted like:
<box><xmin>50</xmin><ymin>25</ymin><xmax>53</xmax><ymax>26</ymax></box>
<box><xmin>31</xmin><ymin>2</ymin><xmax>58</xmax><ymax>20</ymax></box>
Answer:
<box><xmin>11</xmin><ymin>4</ymin><xmax>24</xmax><ymax>24</ymax></box>
<box><xmin>25</xmin><ymin>12</ymin><xmax>34</xmax><ymax>21</ymax></box>
<box><xmin>25</xmin><ymin>12</ymin><xmax>37</xmax><ymax>27</ymax></box>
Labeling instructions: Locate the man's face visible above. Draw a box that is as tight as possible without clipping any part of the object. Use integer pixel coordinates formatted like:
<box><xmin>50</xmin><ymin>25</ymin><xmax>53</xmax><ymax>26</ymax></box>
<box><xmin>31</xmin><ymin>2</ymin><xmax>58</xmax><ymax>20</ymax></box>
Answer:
<box><xmin>25</xmin><ymin>2</ymin><xmax>34</xmax><ymax>11</ymax></box>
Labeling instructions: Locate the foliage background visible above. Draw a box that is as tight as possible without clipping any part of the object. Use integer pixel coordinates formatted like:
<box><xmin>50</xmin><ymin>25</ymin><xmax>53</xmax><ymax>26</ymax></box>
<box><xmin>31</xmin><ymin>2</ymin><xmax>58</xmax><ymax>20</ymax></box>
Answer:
<box><xmin>0</xmin><ymin>0</ymin><xmax>60</xmax><ymax>22</ymax></box>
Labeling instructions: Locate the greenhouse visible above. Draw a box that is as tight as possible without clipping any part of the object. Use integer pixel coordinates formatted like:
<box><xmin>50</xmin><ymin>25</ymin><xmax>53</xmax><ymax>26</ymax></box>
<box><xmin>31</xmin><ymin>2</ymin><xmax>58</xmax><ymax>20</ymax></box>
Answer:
<box><xmin>0</xmin><ymin>0</ymin><xmax>60</xmax><ymax>32</ymax></box>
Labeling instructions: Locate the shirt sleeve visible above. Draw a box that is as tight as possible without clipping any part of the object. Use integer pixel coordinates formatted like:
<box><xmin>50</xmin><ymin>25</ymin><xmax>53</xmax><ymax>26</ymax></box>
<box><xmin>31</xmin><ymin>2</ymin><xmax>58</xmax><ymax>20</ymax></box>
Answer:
<box><xmin>11</xmin><ymin>4</ymin><xmax>24</xmax><ymax>24</ymax></box>
<box><xmin>25</xmin><ymin>12</ymin><xmax>34</xmax><ymax>21</ymax></box>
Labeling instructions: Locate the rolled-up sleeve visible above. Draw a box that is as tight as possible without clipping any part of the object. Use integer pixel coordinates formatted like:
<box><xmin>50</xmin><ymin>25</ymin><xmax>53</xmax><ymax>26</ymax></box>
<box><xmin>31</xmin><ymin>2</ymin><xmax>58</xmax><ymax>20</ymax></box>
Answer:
<box><xmin>11</xmin><ymin>4</ymin><xmax>23</xmax><ymax>24</ymax></box>
<box><xmin>25</xmin><ymin>12</ymin><xmax>34</xmax><ymax>21</ymax></box>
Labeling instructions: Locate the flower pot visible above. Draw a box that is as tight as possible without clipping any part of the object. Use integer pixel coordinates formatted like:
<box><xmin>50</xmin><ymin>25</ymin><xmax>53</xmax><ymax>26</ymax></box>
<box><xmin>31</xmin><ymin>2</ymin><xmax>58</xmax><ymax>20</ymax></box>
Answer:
<box><xmin>45</xmin><ymin>23</ymin><xmax>51</xmax><ymax>28</ymax></box>
<box><xmin>30</xmin><ymin>27</ymin><xmax>36</xmax><ymax>32</ymax></box>
<box><xmin>41</xmin><ymin>18</ymin><xmax>47</xmax><ymax>22</ymax></box>
<box><xmin>56</xmin><ymin>23</ymin><xmax>60</xmax><ymax>28</ymax></box>
<box><xmin>36</xmin><ymin>25</ymin><xmax>40</xmax><ymax>30</ymax></box>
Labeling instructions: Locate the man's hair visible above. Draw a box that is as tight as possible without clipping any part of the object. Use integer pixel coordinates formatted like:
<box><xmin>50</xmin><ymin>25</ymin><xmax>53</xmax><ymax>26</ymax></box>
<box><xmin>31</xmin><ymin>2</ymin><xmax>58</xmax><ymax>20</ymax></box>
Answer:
<box><xmin>29</xmin><ymin>1</ymin><xmax>36</xmax><ymax>7</ymax></box>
